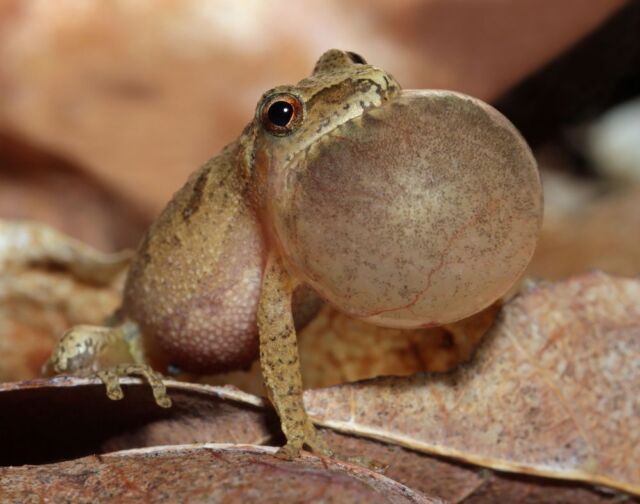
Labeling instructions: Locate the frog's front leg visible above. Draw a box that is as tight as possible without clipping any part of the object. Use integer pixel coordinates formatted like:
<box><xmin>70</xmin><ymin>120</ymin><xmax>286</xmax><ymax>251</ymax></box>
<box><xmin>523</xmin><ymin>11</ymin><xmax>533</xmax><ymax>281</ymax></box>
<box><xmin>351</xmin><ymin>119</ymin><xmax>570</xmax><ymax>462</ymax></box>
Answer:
<box><xmin>258</xmin><ymin>252</ymin><xmax>332</xmax><ymax>459</ymax></box>
<box><xmin>44</xmin><ymin>321</ymin><xmax>171</xmax><ymax>408</ymax></box>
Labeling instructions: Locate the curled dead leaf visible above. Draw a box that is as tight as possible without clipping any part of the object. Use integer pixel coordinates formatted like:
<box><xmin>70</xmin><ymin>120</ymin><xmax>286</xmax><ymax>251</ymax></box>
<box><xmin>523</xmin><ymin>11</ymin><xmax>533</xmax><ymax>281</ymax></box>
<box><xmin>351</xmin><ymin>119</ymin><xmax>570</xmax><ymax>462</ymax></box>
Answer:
<box><xmin>0</xmin><ymin>133</ymin><xmax>149</xmax><ymax>252</ymax></box>
<box><xmin>0</xmin><ymin>444</ymin><xmax>436</xmax><ymax>504</ymax></box>
<box><xmin>0</xmin><ymin>377</ymin><xmax>271</xmax><ymax>466</ymax></box>
<box><xmin>0</xmin><ymin>378</ymin><xmax>632</xmax><ymax>503</ymax></box>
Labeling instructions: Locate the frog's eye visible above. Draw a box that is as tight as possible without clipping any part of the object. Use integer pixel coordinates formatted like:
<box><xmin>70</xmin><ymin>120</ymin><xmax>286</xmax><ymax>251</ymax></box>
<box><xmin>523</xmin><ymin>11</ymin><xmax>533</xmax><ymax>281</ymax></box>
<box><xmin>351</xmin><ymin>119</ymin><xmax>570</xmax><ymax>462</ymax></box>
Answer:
<box><xmin>261</xmin><ymin>93</ymin><xmax>304</xmax><ymax>136</ymax></box>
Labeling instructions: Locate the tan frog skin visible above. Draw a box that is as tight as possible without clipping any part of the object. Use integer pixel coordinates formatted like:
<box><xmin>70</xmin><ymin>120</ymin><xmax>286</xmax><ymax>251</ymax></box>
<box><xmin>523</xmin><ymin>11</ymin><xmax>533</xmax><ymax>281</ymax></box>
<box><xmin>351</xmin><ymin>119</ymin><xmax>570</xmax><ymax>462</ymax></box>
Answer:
<box><xmin>45</xmin><ymin>49</ymin><xmax>542</xmax><ymax>459</ymax></box>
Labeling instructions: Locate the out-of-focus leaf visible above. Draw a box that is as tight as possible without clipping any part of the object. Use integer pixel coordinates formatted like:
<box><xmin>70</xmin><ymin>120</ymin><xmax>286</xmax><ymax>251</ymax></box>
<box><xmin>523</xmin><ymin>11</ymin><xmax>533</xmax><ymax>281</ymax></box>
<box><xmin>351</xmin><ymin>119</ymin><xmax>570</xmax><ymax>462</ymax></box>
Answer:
<box><xmin>0</xmin><ymin>133</ymin><xmax>149</xmax><ymax>252</ymax></box>
<box><xmin>529</xmin><ymin>185</ymin><xmax>640</xmax><ymax>279</ymax></box>
<box><xmin>0</xmin><ymin>444</ymin><xmax>437</xmax><ymax>504</ymax></box>
<box><xmin>0</xmin><ymin>378</ymin><xmax>632</xmax><ymax>503</ymax></box>
<box><xmin>304</xmin><ymin>272</ymin><xmax>640</xmax><ymax>495</ymax></box>
<box><xmin>0</xmin><ymin>221</ymin><xmax>129</xmax><ymax>381</ymax></box>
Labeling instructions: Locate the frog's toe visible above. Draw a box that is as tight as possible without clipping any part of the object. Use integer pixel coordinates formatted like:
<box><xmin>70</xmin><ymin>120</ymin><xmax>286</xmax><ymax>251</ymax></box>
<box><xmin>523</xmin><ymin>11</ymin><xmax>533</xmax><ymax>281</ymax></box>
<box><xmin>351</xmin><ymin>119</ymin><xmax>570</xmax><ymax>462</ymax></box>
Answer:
<box><xmin>274</xmin><ymin>424</ymin><xmax>334</xmax><ymax>461</ymax></box>
<box><xmin>303</xmin><ymin>425</ymin><xmax>334</xmax><ymax>458</ymax></box>
<box><xmin>96</xmin><ymin>364</ymin><xmax>172</xmax><ymax>408</ymax></box>
<box><xmin>274</xmin><ymin>442</ymin><xmax>303</xmax><ymax>461</ymax></box>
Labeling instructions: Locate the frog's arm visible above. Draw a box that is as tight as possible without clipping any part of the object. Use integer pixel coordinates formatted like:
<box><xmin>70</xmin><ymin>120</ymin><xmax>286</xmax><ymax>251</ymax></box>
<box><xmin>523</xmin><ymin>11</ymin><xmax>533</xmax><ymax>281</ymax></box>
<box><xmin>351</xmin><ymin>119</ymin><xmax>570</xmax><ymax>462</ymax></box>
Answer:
<box><xmin>257</xmin><ymin>251</ymin><xmax>332</xmax><ymax>458</ymax></box>
<box><xmin>43</xmin><ymin>320</ymin><xmax>172</xmax><ymax>408</ymax></box>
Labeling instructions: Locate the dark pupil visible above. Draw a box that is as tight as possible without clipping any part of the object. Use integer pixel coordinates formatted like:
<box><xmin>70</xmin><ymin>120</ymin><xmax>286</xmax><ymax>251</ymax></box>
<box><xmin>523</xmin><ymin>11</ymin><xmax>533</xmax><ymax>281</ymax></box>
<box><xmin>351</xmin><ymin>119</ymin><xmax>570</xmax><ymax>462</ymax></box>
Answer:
<box><xmin>268</xmin><ymin>101</ymin><xmax>294</xmax><ymax>127</ymax></box>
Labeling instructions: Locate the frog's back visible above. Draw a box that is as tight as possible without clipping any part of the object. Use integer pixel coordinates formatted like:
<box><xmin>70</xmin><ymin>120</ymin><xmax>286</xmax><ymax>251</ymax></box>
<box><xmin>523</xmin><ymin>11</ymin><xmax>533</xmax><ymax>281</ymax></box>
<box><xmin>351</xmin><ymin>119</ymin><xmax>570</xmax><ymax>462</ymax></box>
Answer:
<box><xmin>122</xmin><ymin>144</ymin><xmax>266</xmax><ymax>373</ymax></box>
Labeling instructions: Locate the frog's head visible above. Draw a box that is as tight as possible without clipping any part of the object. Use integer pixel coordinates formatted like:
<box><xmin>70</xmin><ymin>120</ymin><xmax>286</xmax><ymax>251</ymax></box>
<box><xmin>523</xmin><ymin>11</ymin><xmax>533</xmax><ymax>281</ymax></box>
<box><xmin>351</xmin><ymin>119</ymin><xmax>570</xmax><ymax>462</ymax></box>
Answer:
<box><xmin>254</xmin><ymin>49</ymin><xmax>400</xmax><ymax>153</ymax></box>
<box><xmin>245</xmin><ymin>50</ymin><xmax>401</xmax><ymax>194</ymax></box>
<box><xmin>247</xmin><ymin>49</ymin><xmax>542</xmax><ymax>331</ymax></box>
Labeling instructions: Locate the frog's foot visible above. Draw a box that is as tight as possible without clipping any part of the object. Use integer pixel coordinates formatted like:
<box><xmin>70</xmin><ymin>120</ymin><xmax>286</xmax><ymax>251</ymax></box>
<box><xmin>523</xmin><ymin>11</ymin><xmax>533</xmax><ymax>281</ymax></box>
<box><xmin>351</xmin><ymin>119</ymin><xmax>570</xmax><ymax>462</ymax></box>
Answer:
<box><xmin>274</xmin><ymin>424</ymin><xmax>384</xmax><ymax>471</ymax></box>
<box><xmin>302</xmin><ymin>423</ymin><xmax>385</xmax><ymax>471</ymax></box>
<box><xmin>97</xmin><ymin>363</ymin><xmax>172</xmax><ymax>408</ymax></box>
<box><xmin>274</xmin><ymin>421</ymin><xmax>334</xmax><ymax>460</ymax></box>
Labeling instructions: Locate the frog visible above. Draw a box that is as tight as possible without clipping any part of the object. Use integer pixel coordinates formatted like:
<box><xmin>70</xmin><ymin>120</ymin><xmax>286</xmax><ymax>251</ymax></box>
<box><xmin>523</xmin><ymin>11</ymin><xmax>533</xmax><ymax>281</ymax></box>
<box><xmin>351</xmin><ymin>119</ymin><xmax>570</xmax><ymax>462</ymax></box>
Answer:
<box><xmin>42</xmin><ymin>49</ymin><xmax>543</xmax><ymax>460</ymax></box>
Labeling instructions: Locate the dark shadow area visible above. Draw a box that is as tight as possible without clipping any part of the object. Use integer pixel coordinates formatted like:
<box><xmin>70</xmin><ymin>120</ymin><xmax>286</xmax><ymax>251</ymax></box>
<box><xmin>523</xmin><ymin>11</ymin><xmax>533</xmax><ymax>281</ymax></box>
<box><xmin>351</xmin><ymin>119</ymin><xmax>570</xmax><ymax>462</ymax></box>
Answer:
<box><xmin>495</xmin><ymin>1</ymin><xmax>640</xmax><ymax>149</ymax></box>
<box><xmin>0</xmin><ymin>380</ymin><xmax>279</xmax><ymax>466</ymax></box>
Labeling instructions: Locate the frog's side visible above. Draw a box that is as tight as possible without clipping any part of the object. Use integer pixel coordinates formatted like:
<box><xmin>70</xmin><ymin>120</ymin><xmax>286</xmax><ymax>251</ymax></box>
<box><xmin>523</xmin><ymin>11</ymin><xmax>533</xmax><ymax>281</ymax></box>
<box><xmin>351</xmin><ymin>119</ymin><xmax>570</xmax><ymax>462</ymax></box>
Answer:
<box><xmin>46</xmin><ymin>49</ymin><xmax>401</xmax><ymax>458</ymax></box>
<box><xmin>122</xmin><ymin>145</ymin><xmax>265</xmax><ymax>374</ymax></box>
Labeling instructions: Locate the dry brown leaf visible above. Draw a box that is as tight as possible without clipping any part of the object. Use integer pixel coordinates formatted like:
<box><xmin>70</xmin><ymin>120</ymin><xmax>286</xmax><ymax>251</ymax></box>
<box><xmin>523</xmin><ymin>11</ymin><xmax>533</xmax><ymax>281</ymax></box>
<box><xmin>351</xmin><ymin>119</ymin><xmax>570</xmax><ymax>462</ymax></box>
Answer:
<box><xmin>0</xmin><ymin>444</ymin><xmax>436</xmax><ymax>504</ymax></box>
<box><xmin>304</xmin><ymin>272</ymin><xmax>640</xmax><ymax>495</ymax></box>
<box><xmin>0</xmin><ymin>378</ymin><xmax>632</xmax><ymax>503</ymax></box>
<box><xmin>324</xmin><ymin>432</ymin><xmax>633</xmax><ymax>504</ymax></box>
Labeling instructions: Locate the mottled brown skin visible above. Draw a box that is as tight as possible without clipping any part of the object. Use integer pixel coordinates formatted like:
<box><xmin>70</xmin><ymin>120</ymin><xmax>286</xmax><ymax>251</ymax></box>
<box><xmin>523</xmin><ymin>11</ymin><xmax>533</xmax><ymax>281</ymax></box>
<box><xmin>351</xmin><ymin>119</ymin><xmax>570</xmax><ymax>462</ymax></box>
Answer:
<box><xmin>123</xmin><ymin>146</ymin><xmax>263</xmax><ymax>373</ymax></box>
<box><xmin>45</xmin><ymin>49</ymin><xmax>542</xmax><ymax>460</ymax></box>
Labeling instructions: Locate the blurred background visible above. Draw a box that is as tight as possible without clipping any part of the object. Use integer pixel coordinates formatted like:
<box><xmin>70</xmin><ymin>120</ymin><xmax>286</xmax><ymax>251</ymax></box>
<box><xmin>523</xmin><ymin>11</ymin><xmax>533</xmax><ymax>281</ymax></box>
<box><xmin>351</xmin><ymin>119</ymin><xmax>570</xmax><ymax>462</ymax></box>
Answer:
<box><xmin>1</xmin><ymin>0</ymin><xmax>637</xmax><ymax>251</ymax></box>
<box><xmin>1</xmin><ymin>0</ymin><xmax>639</xmax><ymax>383</ymax></box>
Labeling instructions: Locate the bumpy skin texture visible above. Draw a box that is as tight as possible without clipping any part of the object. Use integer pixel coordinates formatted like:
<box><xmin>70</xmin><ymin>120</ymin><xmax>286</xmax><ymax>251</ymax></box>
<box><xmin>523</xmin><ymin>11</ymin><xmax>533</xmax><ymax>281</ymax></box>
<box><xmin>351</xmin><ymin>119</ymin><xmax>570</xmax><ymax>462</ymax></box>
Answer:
<box><xmin>122</xmin><ymin>146</ymin><xmax>265</xmax><ymax>373</ymax></box>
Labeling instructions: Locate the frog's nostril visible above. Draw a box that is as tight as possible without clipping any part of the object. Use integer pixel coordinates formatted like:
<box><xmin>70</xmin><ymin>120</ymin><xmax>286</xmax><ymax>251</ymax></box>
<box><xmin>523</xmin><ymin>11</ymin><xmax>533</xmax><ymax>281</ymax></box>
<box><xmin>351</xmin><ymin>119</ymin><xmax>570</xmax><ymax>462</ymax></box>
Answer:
<box><xmin>347</xmin><ymin>51</ymin><xmax>367</xmax><ymax>65</ymax></box>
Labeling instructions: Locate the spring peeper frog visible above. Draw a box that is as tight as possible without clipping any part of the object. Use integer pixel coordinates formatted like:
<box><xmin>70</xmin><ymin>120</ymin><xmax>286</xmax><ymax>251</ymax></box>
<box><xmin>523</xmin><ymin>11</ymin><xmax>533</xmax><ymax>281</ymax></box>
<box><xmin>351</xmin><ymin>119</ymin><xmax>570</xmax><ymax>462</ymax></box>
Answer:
<box><xmin>45</xmin><ymin>49</ymin><xmax>543</xmax><ymax>459</ymax></box>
